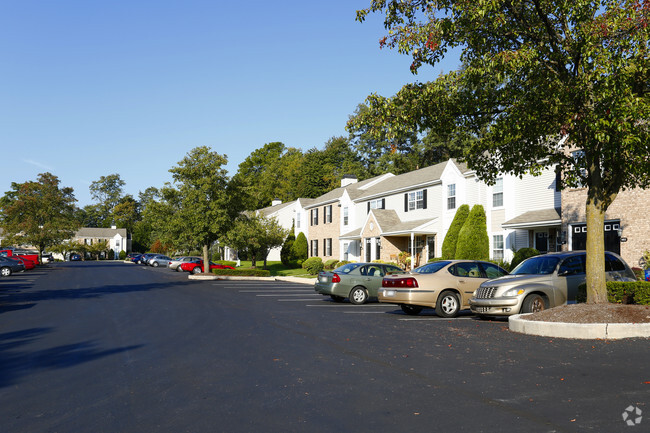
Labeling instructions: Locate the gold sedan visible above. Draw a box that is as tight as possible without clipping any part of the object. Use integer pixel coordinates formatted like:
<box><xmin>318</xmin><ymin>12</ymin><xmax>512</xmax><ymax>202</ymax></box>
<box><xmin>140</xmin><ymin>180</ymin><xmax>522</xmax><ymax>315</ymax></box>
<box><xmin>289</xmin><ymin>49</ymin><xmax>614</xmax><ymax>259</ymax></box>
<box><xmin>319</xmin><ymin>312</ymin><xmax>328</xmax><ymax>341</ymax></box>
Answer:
<box><xmin>379</xmin><ymin>260</ymin><xmax>508</xmax><ymax>317</ymax></box>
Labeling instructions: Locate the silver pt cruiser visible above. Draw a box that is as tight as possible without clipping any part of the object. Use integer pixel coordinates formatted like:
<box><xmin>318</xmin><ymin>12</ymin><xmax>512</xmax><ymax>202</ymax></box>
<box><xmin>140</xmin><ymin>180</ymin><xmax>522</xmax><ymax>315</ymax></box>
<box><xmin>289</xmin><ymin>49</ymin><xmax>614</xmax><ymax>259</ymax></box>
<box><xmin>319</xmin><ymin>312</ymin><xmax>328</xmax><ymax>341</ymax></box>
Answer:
<box><xmin>469</xmin><ymin>251</ymin><xmax>636</xmax><ymax>317</ymax></box>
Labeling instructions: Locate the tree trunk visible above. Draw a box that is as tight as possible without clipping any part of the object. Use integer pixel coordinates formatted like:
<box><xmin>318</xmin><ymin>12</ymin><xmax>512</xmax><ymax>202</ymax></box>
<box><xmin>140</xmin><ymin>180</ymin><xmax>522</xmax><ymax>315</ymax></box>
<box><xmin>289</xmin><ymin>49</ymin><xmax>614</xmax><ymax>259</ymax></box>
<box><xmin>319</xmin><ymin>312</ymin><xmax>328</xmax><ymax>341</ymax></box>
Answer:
<box><xmin>203</xmin><ymin>244</ymin><xmax>210</xmax><ymax>274</ymax></box>
<box><xmin>585</xmin><ymin>198</ymin><xmax>607</xmax><ymax>303</ymax></box>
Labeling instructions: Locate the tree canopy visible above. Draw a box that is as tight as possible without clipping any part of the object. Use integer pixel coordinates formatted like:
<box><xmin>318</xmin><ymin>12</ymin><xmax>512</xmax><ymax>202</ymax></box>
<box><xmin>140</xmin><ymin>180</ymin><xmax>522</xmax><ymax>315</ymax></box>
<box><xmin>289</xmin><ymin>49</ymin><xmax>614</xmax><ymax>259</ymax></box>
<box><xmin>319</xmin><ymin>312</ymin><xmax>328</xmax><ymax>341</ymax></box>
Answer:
<box><xmin>0</xmin><ymin>172</ymin><xmax>79</xmax><ymax>259</ymax></box>
<box><xmin>352</xmin><ymin>0</ymin><xmax>649</xmax><ymax>303</ymax></box>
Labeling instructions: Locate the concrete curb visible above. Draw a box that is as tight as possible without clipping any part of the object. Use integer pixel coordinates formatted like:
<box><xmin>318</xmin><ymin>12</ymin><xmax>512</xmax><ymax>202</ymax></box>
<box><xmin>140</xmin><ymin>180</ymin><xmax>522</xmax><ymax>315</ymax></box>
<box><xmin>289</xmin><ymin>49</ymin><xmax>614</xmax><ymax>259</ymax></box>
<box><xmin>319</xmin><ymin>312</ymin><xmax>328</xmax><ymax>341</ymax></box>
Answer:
<box><xmin>187</xmin><ymin>274</ymin><xmax>316</xmax><ymax>285</ymax></box>
<box><xmin>509</xmin><ymin>313</ymin><xmax>650</xmax><ymax>340</ymax></box>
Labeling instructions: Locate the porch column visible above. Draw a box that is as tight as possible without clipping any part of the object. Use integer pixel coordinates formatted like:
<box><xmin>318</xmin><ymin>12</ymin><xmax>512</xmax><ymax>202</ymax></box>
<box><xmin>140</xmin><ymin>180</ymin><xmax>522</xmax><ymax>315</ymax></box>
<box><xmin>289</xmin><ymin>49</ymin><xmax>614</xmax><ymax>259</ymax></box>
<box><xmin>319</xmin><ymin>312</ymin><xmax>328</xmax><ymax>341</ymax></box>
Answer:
<box><xmin>410</xmin><ymin>232</ymin><xmax>415</xmax><ymax>267</ymax></box>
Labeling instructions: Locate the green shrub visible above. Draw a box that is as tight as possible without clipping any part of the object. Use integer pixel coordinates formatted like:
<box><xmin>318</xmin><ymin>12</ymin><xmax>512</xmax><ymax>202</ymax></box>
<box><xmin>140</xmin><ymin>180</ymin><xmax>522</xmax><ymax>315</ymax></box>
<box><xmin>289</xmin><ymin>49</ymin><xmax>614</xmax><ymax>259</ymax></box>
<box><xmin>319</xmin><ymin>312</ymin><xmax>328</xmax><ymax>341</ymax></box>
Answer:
<box><xmin>119</xmin><ymin>250</ymin><xmax>127</xmax><ymax>260</ymax></box>
<box><xmin>214</xmin><ymin>260</ymin><xmax>237</xmax><ymax>267</ymax></box>
<box><xmin>324</xmin><ymin>259</ymin><xmax>339</xmax><ymax>270</ymax></box>
<box><xmin>490</xmin><ymin>259</ymin><xmax>512</xmax><ymax>272</ymax></box>
<box><xmin>441</xmin><ymin>204</ymin><xmax>470</xmax><ymax>259</ymax></box>
<box><xmin>455</xmin><ymin>205</ymin><xmax>489</xmax><ymax>260</ymax></box>
<box><xmin>577</xmin><ymin>281</ymin><xmax>650</xmax><ymax>304</ymax></box>
<box><xmin>302</xmin><ymin>257</ymin><xmax>324</xmax><ymax>275</ymax></box>
<box><xmin>292</xmin><ymin>232</ymin><xmax>308</xmax><ymax>263</ymax></box>
<box><xmin>336</xmin><ymin>260</ymin><xmax>350</xmax><ymax>268</ymax></box>
<box><xmin>280</xmin><ymin>231</ymin><xmax>296</xmax><ymax>266</ymax></box>
<box><xmin>212</xmin><ymin>268</ymin><xmax>271</xmax><ymax>277</ymax></box>
<box><xmin>511</xmin><ymin>248</ymin><xmax>540</xmax><ymax>270</ymax></box>
<box><xmin>427</xmin><ymin>257</ymin><xmax>446</xmax><ymax>263</ymax></box>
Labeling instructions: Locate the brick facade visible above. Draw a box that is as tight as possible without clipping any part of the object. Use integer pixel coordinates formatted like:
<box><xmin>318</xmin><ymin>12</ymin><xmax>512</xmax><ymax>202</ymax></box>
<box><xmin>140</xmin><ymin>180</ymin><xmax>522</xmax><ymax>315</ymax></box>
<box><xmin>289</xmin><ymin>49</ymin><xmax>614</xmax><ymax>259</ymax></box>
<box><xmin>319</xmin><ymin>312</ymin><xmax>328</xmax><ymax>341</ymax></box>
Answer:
<box><xmin>562</xmin><ymin>186</ymin><xmax>650</xmax><ymax>268</ymax></box>
<box><xmin>307</xmin><ymin>203</ymin><xmax>340</xmax><ymax>260</ymax></box>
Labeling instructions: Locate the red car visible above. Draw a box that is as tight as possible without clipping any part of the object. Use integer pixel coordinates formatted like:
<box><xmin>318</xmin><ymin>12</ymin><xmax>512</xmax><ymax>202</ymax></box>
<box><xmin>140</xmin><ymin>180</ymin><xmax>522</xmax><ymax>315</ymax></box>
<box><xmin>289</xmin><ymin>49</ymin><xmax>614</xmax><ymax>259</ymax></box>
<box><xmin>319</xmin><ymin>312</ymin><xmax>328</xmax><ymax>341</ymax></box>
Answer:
<box><xmin>180</xmin><ymin>259</ymin><xmax>234</xmax><ymax>274</ymax></box>
<box><xmin>12</xmin><ymin>256</ymin><xmax>36</xmax><ymax>270</ymax></box>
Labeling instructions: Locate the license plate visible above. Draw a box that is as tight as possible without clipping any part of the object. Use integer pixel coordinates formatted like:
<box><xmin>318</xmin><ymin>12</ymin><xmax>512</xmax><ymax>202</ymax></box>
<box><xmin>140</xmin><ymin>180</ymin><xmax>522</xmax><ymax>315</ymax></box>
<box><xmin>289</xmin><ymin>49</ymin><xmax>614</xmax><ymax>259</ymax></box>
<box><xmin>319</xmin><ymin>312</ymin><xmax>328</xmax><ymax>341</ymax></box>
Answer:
<box><xmin>319</xmin><ymin>276</ymin><xmax>328</xmax><ymax>283</ymax></box>
<box><xmin>383</xmin><ymin>290</ymin><xmax>396</xmax><ymax>297</ymax></box>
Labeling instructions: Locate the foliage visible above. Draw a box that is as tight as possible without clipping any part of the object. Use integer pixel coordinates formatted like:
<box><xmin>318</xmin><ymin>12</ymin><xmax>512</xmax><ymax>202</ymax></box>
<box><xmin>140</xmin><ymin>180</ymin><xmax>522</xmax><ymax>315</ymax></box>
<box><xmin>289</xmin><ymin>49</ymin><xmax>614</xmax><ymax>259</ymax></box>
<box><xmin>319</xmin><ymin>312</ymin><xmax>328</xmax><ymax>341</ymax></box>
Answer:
<box><xmin>89</xmin><ymin>173</ymin><xmax>125</xmax><ymax>227</ymax></box>
<box><xmin>212</xmin><ymin>268</ymin><xmax>271</xmax><ymax>277</ymax></box>
<box><xmin>280</xmin><ymin>229</ymin><xmax>296</xmax><ymax>266</ymax></box>
<box><xmin>578</xmin><ymin>281</ymin><xmax>650</xmax><ymax>304</ymax></box>
<box><xmin>354</xmin><ymin>0</ymin><xmax>650</xmax><ymax>303</ymax></box>
<box><xmin>224</xmin><ymin>213</ymin><xmax>288</xmax><ymax>269</ymax></box>
<box><xmin>490</xmin><ymin>259</ymin><xmax>512</xmax><ymax>273</ymax></box>
<box><xmin>0</xmin><ymin>172</ymin><xmax>79</xmax><ymax>260</ymax></box>
<box><xmin>643</xmin><ymin>250</ymin><xmax>650</xmax><ymax>270</ymax></box>
<box><xmin>213</xmin><ymin>260</ymin><xmax>237</xmax><ymax>267</ymax></box>
<box><xmin>455</xmin><ymin>205</ymin><xmax>489</xmax><ymax>260</ymax></box>
<box><xmin>291</xmin><ymin>232</ymin><xmax>309</xmax><ymax>263</ymax></box>
<box><xmin>302</xmin><ymin>256</ymin><xmax>324</xmax><ymax>275</ymax></box>
<box><xmin>324</xmin><ymin>259</ymin><xmax>339</xmax><ymax>270</ymax></box>
<box><xmin>119</xmin><ymin>250</ymin><xmax>127</xmax><ymax>260</ymax></box>
<box><xmin>441</xmin><ymin>204</ymin><xmax>470</xmax><ymax>259</ymax></box>
<box><xmin>511</xmin><ymin>248</ymin><xmax>541</xmax><ymax>270</ymax></box>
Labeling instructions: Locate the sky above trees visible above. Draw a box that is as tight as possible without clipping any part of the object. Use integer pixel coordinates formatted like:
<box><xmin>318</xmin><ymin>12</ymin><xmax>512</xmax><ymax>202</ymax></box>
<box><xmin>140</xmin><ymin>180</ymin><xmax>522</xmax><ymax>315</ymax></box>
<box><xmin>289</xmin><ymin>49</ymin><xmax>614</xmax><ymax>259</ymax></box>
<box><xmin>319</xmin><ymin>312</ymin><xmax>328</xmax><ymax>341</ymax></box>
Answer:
<box><xmin>1</xmin><ymin>0</ymin><xmax>459</xmax><ymax>206</ymax></box>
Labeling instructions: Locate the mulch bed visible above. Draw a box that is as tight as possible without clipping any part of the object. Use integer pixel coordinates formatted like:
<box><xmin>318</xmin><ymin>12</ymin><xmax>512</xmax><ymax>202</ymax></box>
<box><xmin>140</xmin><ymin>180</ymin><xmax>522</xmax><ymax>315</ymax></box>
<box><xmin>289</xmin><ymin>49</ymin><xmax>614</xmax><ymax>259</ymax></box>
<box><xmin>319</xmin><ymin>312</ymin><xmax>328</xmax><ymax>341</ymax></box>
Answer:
<box><xmin>520</xmin><ymin>303</ymin><xmax>650</xmax><ymax>324</ymax></box>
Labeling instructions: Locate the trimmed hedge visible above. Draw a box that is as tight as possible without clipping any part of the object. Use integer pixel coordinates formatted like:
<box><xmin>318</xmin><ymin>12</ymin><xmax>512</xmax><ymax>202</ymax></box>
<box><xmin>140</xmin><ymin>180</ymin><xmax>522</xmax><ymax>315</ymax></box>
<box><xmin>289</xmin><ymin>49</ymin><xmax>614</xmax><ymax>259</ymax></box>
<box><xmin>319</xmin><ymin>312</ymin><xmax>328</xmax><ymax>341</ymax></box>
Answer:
<box><xmin>577</xmin><ymin>281</ymin><xmax>650</xmax><ymax>304</ymax></box>
<box><xmin>441</xmin><ymin>204</ymin><xmax>470</xmax><ymax>259</ymax></box>
<box><xmin>455</xmin><ymin>204</ymin><xmax>489</xmax><ymax>260</ymax></box>
<box><xmin>302</xmin><ymin>257</ymin><xmax>324</xmax><ymax>275</ymax></box>
<box><xmin>214</xmin><ymin>260</ymin><xmax>237</xmax><ymax>267</ymax></box>
<box><xmin>212</xmin><ymin>268</ymin><xmax>271</xmax><ymax>277</ymax></box>
<box><xmin>324</xmin><ymin>259</ymin><xmax>339</xmax><ymax>270</ymax></box>
<box><xmin>511</xmin><ymin>248</ymin><xmax>540</xmax><ymax>270</ymax></box>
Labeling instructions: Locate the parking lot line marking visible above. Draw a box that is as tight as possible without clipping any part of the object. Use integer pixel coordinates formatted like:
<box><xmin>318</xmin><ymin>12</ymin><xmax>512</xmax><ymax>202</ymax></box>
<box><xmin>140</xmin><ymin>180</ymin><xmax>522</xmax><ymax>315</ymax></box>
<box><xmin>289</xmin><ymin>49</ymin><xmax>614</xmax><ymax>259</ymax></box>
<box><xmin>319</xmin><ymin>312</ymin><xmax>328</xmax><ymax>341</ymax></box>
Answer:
<box><xmin>256</xmin><ymin>294</ymin><xmax>322</xmax><ymax>297</ymax></box>
<box><xmin>398</xmin><ymin>317</ymin><xmax>475</xmax><ymax>321</ymax></box>
<box><xmin>343</xmin><ymin>311</ymin><xmax>387</xmax><ymax>314</ymax></box>
<box><xmin>277</xmin><ymin>299</ymin><xmax>321</xmax><ymax>301</ymax></box>
<box><xmin>306</xmin><ymin>304</ymin><xmax>395</xmax><ymax>308</ymax></box>
<box><xmin>239</xmin><ymin>290</ymin><xmax>313</xmax><ymax>293</ymax></box>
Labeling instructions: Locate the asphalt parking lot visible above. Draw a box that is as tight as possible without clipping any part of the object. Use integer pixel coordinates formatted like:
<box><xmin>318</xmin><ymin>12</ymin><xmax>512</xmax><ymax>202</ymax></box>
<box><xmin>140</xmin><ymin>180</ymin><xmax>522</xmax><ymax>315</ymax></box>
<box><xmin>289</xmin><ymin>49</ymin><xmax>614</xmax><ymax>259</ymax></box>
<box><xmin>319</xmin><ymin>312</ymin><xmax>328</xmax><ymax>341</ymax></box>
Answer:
<box><xmin>1</xmin><ymin>261</ymin><xmax>649</xmax><ymax>432</ymax></box>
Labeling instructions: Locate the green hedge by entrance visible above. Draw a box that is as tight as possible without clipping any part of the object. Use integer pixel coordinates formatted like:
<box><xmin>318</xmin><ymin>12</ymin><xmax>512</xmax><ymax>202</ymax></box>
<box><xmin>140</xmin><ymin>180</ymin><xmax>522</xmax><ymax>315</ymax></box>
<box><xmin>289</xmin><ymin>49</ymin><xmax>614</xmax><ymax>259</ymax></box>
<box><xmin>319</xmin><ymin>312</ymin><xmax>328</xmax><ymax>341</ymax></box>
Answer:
<box><xmin>212</xmin><ymin>268</ymin><xmax>271</xmax><ymax>277</ymax></box>
<box><xmin>577</xmin><ymin>281</ymin><xmax>650</xmax><ymax>304</ymax></box>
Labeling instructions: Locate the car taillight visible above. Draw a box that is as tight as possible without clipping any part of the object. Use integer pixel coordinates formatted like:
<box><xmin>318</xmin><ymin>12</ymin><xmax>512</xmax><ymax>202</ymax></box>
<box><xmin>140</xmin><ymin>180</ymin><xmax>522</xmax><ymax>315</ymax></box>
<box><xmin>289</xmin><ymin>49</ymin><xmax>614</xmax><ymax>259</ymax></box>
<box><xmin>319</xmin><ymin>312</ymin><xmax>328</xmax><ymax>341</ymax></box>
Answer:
<box><xmin>382</xmin><ymin>277</ymin><xmax>419</xmax><ymax>288</ymax></box>
<box><xmin>331</xmin><ymin>273</ymin><xmax>341</xmax><ymax>283</ymax></box>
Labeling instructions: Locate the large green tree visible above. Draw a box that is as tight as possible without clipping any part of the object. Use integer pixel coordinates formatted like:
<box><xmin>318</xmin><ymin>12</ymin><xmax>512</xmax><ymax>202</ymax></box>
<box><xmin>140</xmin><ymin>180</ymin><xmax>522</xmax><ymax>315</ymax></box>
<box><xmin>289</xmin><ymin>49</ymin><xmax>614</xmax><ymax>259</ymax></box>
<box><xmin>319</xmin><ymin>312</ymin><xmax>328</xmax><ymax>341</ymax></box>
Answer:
<box><xmin>0</xmin><ymin>172</ymin><xmax>79</xmax><ymax>261</ymax></box>
<box><xmin>166</xmin><ymin>146</ymin><xmax>235</xmax><ymax>266</ymax></box>
<box><xmin>225</xmin><ymin>213</ymin><xmax>288</xmax><ymax>269</ymax></box>
<box><xmin>89</xmin><ymin>173</ymin><xmax>126</xmax><ymax>227</ymax></box>
<box><xmin>353</xmin><ymin>0</ymin><xmax>649</xmax><ymax>303</ymax></box>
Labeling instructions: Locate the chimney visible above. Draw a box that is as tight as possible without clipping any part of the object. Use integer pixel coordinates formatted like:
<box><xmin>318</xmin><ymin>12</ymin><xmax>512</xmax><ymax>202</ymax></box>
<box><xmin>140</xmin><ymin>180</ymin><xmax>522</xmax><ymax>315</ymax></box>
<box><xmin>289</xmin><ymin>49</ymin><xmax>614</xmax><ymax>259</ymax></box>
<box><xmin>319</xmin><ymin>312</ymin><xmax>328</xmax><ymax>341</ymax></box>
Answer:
<box><xmin>341</xmin><ymin>174</ymin><xmax>358</xmax><ymax>188</ymax></box>
<box><xmin>111</xmin><ymin>225</ymin><xmax>117</xmax><ymax>230</ymax></box>
<box><xmin>271</xmin><ymin>198</ymin><xmax>282</xmax><ymax>206</ymax></box>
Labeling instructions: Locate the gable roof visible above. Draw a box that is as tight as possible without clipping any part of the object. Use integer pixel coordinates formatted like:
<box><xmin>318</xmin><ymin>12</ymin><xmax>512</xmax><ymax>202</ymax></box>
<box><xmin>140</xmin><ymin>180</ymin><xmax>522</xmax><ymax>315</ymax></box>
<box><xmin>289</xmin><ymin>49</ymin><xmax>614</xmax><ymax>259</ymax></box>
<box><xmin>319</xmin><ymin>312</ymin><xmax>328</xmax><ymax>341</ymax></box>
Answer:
<box><xmin>354</xmin><ymin>159</ymin><xmax>471</xmax><ymax>201</ymax></box>
<box><xmin>75</xmin><ymin>227</ymin><xmax>128</xmax><ymax>238</ymax></box>
<box><xmin>303</xmin><ymin>173</ymin><xmax>393</xmax><ymax>208</ymax></box>
<box><xmin>502</xmin><ymin>208</ymin><xmax>561</xmax><ymax>229</ymax></box>
<box><xmin>257</xmin><ymin>200</ymin><xmax>296</xmax><ymax>217</ymax></box>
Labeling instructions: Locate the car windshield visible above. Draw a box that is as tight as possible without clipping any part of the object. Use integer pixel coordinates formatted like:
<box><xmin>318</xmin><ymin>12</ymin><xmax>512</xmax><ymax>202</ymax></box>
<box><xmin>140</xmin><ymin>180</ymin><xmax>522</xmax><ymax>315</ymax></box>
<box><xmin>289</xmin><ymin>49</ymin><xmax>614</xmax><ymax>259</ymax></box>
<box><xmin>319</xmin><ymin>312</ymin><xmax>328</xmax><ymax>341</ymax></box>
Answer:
<box><xmin>511</xmin><ymin>256</ymin><xmax>561</xmax><ymax>275</ymax></box>
<box><xmin>413</xmin><ymin>261</ymin><xmax>451</xmax><ymax>274</ymax></box>
<box><xmin>334</xmin><ymin>263</ymin><xmax>363</xmax><ymax>274</ymax></box>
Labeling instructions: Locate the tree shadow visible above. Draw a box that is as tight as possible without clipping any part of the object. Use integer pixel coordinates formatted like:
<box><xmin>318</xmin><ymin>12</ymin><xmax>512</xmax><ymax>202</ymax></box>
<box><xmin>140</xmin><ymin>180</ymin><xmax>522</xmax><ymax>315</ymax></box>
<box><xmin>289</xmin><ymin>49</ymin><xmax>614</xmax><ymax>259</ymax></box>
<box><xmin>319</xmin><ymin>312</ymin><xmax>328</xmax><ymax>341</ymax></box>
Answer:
<box><xmin>0</xmin><ymin>328</ymin><xmax>143</xmax><ymax>388</ymax></box>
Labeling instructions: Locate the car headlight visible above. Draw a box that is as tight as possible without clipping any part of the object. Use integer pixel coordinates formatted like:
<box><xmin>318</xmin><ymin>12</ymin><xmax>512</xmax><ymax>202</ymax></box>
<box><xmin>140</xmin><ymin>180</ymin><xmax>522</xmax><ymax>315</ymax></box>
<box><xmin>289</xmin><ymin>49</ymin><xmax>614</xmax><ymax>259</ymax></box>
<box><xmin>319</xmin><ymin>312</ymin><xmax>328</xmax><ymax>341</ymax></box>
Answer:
<box><xmin>503</xmin><ymin>288</ymin><xmax>525</xmax><ymax>297</ymax></box>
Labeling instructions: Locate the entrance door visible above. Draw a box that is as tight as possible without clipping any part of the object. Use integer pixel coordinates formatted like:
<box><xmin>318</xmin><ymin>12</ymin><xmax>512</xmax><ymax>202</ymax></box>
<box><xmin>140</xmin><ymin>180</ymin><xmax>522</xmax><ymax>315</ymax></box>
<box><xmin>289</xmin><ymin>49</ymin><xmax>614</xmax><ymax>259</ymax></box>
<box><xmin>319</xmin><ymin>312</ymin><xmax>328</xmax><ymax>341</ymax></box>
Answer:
<box><xmin>427</xmin><ymin>236</ymin><xmax>436</xmax><ymax>260</ymax></box>
<box><xmin>535</xmin><ymin>232</ymin><xmax>548</xmax><ymax>253</ymax></box>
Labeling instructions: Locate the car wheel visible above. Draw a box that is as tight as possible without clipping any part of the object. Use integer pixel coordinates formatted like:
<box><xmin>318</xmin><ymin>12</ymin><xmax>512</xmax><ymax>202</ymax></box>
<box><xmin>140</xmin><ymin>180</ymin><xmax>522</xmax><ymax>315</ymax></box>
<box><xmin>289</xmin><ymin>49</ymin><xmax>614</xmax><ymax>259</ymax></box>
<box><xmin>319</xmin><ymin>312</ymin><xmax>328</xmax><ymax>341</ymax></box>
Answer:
<box><xmin>0</xmin><ymin>267</ymin><xmax>11</xmax><ymax>277</ymax></box>
<box><xmin>400</xmin><ymin>304</ymin><xmax>422</xmax><ymax>315</ymax></box>
<box><xmin>192</xmin><ymin>267</ymin><xmax>202</xmax><ymax>274</ymax></box>
<box><xmin>522</xmin><ymin>293</ymin><xmax>548</xmax><ymax>313</ymax></box>
<box><xmin>330</xmin><ymin>295</ymin><xmax>344</xmax><ymax>302</ymax></box>
<box><xmin>175</xmin><ymin>267</ymin><xmax>181</xmax><ymax>272</ymax></box>
<box><xmin>349</xmin><ymin>286</ymin><xmax>368</xmax><ymax>305</ymax></box>
<box><xmin>152</xmin><ymin>262</ymin><xmax>159</xmax><ymax>267</ymax></box>
<box><xmin>436</xmin><ymin>290</ymin><xmax>461</xmax><ymax>318</ymax></box>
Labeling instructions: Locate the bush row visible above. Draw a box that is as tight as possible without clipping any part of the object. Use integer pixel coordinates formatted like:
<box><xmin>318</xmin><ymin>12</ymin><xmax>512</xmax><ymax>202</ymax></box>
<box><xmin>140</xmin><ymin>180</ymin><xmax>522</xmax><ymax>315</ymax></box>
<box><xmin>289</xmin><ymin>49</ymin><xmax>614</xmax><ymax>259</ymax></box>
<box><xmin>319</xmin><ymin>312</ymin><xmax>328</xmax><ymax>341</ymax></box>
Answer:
<box><xmin>212</xmin><ymin>268</ymin><xmax>271</xmax><ymax>277</ymax></box>
<box><xmin>577</xmin><ymin>281</ymin><xmax>650</xmax><ymax>305</ymax></box>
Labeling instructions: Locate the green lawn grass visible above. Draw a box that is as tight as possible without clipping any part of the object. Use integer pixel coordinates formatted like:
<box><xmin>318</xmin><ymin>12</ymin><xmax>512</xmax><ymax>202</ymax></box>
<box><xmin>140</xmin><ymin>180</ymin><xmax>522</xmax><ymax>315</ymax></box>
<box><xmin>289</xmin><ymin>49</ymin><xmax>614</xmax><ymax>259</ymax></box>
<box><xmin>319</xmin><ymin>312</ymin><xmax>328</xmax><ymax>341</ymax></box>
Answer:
<box><xmin>237</xmin><ymin>261</ymin><xmax>313</xmax><ymax>277</ymax></box>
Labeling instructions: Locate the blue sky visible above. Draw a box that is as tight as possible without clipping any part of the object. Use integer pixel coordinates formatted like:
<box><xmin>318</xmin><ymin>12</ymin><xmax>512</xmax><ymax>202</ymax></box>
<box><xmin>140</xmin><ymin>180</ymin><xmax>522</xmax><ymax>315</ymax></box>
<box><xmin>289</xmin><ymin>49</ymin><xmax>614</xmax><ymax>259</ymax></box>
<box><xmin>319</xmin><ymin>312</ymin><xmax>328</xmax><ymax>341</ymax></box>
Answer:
<box><xmin>1</xmin><ymin>0</ymin><xmax>458</xmax><ymax>207</ymax></box>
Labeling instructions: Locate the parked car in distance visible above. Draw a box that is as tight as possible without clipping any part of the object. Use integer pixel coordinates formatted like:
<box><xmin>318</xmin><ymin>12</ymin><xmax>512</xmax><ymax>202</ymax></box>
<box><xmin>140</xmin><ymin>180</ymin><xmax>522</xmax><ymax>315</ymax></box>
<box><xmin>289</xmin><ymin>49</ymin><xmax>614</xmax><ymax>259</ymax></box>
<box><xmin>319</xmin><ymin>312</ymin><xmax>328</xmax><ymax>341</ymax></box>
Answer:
<box><xmin>168</xmin><ymin>256</ymin><xmax>201</xmax><ymax>272</ymax></box>
<box><xmin>12</xmin><ymin>255</ymin><xmax>36</xmax><ymax>270</ymax></box>
<box><xmin>0</xmin><ymin>256</ymin><xmax>26</xmax><ymax>276</ymax></box>
<box><xmin>380</xmin><ymin>260</ymin><xmax>509</xmax><ymax>317</ymax></box>
<box><xmin>315</xmin><ymin>262</ymin><xmax>404</xmax><ymax>305</ymax></box>
<box><xmin>149</xmin><ymin>255</ymin><xmax>172</xmax><ymax>267</ymax></box>
<box><xmin>69</xmin><ymin>253</ymin><xmax>81</xmax><ymax>261</ymax></box>
<box><xmin>179</xmin><ymin>260</ymin><xmax>235</xmax><ymax>274</ymax></box>
<box><xmin>469</xmin><ymin>251</ymin><xmax>636</xmax><ymax>317</ymax></box>
<box><xmin>41</xmin><ymin>253</ymin><xmax>54</xmax><ymax>263</ymax></box>
<box><xmin>138</xmin><ymin>253</ymin><xmax>157</xmax><ymax>265</ymax></box>
<box><xmin>129</xmin><ymin>254</ymin><xmax>143</xmax><ymax>263</ymax></box>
